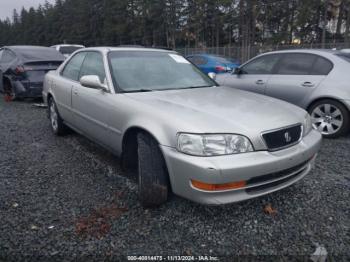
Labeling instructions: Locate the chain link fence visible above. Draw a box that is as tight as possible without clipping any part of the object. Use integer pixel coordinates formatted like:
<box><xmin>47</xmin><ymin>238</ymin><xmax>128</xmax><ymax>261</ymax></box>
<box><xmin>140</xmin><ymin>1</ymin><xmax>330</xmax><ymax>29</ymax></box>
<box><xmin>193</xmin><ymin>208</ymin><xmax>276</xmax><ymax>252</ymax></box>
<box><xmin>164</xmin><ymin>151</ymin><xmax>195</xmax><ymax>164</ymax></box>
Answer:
<box><xmin>177</xmin><ymin>42</ymin><xmax>350</xmax><ymax>63</ymax></box>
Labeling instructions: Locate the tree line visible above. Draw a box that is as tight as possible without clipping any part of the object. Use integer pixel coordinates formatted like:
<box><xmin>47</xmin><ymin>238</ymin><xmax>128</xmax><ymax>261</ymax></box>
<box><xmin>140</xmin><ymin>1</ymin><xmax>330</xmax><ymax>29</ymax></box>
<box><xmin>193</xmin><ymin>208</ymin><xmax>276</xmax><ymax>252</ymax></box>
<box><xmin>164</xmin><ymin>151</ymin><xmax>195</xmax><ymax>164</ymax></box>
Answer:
<box><xmin>0</xmin><ymin>0</ymin><xmax>350</xmax><ymax>49</ymax></box>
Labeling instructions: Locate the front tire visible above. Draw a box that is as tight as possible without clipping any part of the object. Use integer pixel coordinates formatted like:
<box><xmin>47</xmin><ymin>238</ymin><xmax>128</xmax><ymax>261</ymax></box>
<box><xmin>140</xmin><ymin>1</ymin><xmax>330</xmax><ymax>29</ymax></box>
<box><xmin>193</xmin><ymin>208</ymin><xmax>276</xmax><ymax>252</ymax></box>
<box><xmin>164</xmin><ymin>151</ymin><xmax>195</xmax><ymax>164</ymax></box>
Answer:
<box><xmin>137</xmin><ymin>132</ymin><xmax>170</xmax><ymax>207</ymax></box>
<box><xmin>309</xmin><ymin>99</ymin><xmax>349</xmax><ymax>138</ymax></box>
<box><xmin>48</xmin><ymin>97</ymin><xmax>68</xmax><ymax>136</ymax></box>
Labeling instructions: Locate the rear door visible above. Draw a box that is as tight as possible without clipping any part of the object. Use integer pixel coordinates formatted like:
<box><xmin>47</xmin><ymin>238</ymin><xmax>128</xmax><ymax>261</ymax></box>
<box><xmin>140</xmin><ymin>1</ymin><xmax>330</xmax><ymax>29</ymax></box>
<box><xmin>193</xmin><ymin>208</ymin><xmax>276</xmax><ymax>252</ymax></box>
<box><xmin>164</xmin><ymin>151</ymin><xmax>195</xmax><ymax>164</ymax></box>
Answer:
<box><xmin>266</xmin><ymin>53</ymin><xmax>332</xmax><ymax>107</ymax></box>
<box><xmin>71</xmin><ymin>51</ymin><xmax>111</xmax><ymax>146</ymax></box>
<box><xmin>224</xmin><ymin>54</ymin><xmax>280</xmax><ymax>95</ymax></box>
<box><xmin>56</xmin><ymin>51</ymin><xmax>87</xmax><ymax>123</ymax></box>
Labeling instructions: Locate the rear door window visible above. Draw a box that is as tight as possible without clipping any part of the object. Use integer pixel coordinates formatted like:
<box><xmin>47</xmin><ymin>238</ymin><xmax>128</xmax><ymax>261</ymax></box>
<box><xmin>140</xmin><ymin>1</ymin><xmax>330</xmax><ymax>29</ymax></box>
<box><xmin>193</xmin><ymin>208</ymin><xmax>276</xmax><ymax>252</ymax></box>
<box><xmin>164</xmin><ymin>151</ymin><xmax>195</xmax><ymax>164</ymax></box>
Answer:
<box><xmin>276</xmin><ymin>53</ymin><xmax>316</xmax><ymax>75</ymax></box>
<box><xmin>241</xmin><ymin>54</ymin><xmax>280</xmax><ymax>74</ymax></box>
<box><xmin>61</xmin><ymin>52</ymin><xmax>87</xmax><ymax>81</ymax></box>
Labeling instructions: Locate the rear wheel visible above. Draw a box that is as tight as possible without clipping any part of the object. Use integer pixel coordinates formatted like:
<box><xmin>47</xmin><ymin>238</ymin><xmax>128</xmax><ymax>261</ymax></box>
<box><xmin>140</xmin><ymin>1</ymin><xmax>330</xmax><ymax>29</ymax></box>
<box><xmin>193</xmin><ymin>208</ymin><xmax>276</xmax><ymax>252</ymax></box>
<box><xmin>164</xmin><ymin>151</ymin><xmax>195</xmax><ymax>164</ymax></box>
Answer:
<box><xmin>309</xmin><ymin>99</ymin><xmax>349</xmax><ymax>138</ymax></box>
<box><xmin>137</xmin><ymin>132</ymin><xmax>170</xmax><ymax>207</ymax></box>
<box><xmin>48</xmin><ymin>97</ymin><xmax>68</xmax><ymax>136</ymax></box>
<box><xmin>3</xmin><ymin>80</ymin><xmax>17</xmax><ymax>101</ymax></box>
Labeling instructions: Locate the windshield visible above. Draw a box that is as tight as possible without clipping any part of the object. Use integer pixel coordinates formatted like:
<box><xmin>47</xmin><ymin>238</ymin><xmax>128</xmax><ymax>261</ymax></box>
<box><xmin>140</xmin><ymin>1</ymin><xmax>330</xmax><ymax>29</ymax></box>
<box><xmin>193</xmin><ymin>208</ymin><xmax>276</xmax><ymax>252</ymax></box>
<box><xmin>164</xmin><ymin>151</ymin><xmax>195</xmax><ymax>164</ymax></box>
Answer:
<box><xmin>108</xmin><ymin>51</ymin><xmax>216</xmax><ymax>92</ymax></box>
<box><xmin>59</xmin><ymin>46</ymin><xmax>83</xmax><ymax>55</ymax></box>
<box><xmin>336</xmin><ymin>53</ymin><xmax>350</xmax><ymax>63</ymax></box>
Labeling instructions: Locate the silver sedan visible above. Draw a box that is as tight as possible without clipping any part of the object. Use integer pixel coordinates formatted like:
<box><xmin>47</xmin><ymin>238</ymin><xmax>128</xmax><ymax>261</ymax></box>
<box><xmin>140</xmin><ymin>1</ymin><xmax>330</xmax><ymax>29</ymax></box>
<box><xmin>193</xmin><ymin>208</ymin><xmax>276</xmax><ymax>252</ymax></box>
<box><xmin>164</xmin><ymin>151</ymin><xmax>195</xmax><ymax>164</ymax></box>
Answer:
<box><xmin>43</xmin><ymin>47</ymin><xmax>322</xmax><ymax>206</ymax></box>
<box><xmin>216</xmin><ymin>49</ymin><xmax>350</xmax><ymax>138</ymax></box>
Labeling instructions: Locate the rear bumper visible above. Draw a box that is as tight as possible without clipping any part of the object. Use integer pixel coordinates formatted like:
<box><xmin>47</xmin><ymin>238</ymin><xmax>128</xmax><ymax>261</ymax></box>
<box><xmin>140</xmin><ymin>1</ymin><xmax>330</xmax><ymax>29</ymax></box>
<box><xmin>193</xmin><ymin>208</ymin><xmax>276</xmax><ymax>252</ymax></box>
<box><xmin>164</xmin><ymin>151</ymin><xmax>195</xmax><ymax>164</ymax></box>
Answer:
<box><xmin>13</xmin><ymin>80</ymin><xmax>43</xmax><ymax>98</ymax></box>
<box><xmin>161</xmin><ymin>129</ymin><xmax>322</xmax><ymax>205</ymax></box>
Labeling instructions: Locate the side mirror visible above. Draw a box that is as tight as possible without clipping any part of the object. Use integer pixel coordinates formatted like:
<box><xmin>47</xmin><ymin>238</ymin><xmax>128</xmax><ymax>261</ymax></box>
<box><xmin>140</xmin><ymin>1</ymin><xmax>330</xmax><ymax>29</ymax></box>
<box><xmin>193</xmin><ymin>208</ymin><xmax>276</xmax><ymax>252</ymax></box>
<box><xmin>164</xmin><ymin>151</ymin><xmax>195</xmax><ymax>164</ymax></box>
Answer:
<box><xmin>208</xmin><ymin>72</ymin><xmax>216</xmax><ymax>80</ymax></box>
<box><xmin>80</xmin><ymin>75</ymin><xmax>108</xmax><ymax>91</ymax></box>
<box><xmin>233</xmin><ymin>67</ymin><xmax>242</xmax><ymax>75</ymax></box>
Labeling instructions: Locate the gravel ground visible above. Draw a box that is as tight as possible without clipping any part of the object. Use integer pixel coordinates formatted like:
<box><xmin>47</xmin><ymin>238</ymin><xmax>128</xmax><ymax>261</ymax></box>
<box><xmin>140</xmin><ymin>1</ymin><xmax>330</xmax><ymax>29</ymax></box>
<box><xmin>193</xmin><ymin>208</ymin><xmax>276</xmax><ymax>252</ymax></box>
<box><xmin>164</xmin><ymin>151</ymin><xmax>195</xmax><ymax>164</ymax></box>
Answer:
<box><xmin>0</xmin><ymin>96</ymin><xmax>349</xmax><ymax>261</ymax></box>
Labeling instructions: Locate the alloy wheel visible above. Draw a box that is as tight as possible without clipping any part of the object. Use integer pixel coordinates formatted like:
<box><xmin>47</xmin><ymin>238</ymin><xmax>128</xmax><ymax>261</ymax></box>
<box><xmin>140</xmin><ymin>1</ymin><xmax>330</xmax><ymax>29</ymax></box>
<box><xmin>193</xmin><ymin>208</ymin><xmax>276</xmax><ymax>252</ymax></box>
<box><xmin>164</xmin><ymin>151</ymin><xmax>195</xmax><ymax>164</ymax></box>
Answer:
<box><xmin>311</xmin><ymin>103</ymin><xmax>343</xmax><ymax>135</ymax></box>
<box><xmin>50</xmin><ymin>102</ymin><xmax>58</xmax><ymax>132</ymax></box>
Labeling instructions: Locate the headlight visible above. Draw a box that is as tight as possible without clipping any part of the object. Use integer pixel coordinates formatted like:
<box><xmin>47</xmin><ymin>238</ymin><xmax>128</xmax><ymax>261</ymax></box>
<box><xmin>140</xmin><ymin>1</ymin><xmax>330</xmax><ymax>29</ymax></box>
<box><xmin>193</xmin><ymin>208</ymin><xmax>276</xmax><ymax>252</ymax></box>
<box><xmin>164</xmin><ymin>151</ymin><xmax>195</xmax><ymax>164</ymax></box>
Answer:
<box><xmin>303</xmin><ymin>114</ymin><xmax>313</xmax><ymax>136</ymax></box>
<box><xmin>177</xmin><ymin>133</ymin><xmax>254</xmax><ymax>156</ymax></box>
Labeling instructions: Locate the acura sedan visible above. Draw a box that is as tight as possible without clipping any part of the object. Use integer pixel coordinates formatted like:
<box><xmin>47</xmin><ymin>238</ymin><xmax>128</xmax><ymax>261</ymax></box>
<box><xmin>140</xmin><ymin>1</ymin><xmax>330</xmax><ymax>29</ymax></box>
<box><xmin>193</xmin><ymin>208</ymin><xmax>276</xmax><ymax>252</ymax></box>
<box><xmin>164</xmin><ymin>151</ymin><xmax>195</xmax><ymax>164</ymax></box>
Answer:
<box><xmin>216</xmin><ymin>49</ymin><xmax>350</xmax><ymax>138</ymax></box>
<box><xmin>43</xmin><ymin>47</ymin><xmax>322</xmax><ymax>207</ymax></box>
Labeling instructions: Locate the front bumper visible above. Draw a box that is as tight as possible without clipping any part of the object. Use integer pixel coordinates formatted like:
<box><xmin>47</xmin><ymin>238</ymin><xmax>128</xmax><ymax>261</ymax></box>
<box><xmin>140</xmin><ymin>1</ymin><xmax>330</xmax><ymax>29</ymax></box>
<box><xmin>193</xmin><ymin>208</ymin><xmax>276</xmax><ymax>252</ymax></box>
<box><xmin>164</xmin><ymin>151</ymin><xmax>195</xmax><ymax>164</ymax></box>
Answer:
<box><xmin>161</xmin><ymin>129</ymin><xmax>322</xmax><ymax>205</ymax></box>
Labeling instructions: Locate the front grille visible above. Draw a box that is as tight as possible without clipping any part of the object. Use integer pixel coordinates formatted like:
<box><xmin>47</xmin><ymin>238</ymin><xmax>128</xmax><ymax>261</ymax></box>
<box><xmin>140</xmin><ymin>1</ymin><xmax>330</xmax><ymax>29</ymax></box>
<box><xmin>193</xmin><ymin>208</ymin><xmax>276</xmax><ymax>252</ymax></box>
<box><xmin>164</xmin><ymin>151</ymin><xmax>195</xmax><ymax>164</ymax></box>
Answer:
<box><xmin>246</xmin><ymin>159</ymin><xmax>310</xmax><ymax>194</ymax></box>
<box><xmin>246</xmin><ymin>170</ymin><xmax>303</xmax><ymax>194</ymax></box>
<box><xmin>262</xmin><ymin>124</ymin><xmax>302</xmax><ymax>151</ymax></box>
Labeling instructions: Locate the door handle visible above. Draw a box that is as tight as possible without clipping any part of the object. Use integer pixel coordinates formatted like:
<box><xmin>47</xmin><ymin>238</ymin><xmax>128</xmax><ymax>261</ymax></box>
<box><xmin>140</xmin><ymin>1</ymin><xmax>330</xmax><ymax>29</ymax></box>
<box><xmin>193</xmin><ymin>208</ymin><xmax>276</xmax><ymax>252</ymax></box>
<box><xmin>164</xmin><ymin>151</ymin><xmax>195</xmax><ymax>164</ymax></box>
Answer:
<box><xmin>255</xmin><ymin>80</ymin><xmax>265</xmax><ymax>85</ymax></box>
<box><xmin>73</xmin><ymin>88</ymin><xmax>78</xmax><ymax>95</ymax></box>
<box><xmin>301</xmin><ymin>82</ymin><xmax>315</xmax><ymax>87</ymax></box>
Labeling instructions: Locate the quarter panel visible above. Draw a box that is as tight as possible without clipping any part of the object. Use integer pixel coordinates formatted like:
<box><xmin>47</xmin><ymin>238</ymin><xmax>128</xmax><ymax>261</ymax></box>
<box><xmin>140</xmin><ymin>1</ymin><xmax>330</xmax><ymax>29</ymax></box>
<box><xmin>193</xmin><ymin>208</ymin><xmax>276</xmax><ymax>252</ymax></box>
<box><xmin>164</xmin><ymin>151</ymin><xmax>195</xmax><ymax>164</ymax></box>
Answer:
<box><xmin>304</xmin><ymin>63</ymin><xmax>350</xmax><ymax>108</ymax></box>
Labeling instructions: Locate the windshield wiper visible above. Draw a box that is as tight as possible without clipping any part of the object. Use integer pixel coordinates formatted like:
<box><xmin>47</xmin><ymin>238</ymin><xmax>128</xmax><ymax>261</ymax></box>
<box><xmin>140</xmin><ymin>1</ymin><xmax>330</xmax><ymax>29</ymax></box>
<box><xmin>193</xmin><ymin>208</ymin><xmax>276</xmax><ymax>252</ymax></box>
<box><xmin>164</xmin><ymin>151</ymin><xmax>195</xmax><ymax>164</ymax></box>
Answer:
<box><xmin>181</xmin><ymin>85</ymin><xmax>214</xmax><ymax>90</ymax></box>
<box><xmin>123</xmin><ymin>89</ymin><xmax>153</xmax><ymax>93</ymax></box>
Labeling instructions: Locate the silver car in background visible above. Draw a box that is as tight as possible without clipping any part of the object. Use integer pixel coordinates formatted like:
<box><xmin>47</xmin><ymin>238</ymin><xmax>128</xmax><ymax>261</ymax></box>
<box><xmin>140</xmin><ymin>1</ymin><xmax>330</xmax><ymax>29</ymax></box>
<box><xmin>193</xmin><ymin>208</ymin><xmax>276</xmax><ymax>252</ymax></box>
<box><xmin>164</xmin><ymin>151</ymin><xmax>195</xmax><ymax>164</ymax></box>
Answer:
<box><xmin>216</xmin><ymin>49</ymin><xmax>350</xmax><ymax>138</ymax></box>
<box><xmin>43</xmin><ymin>47</ymin><xmax>321</xmax><ymax>207</ymax></box>
<box><xmin>51</xmin><ymin>44</ymin><xmax>85</xmax><ymax>58</ymax></box>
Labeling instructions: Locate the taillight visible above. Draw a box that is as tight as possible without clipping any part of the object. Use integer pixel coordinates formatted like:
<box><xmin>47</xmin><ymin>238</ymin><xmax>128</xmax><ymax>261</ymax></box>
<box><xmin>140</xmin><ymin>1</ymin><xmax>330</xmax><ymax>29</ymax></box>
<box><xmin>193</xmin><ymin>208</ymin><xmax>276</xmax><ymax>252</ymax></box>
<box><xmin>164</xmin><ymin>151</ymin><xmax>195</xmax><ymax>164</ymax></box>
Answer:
<box><xmin>215</xmin><ymin>65</ymin><xmax>226</xmax><ymax>72</ymax></box>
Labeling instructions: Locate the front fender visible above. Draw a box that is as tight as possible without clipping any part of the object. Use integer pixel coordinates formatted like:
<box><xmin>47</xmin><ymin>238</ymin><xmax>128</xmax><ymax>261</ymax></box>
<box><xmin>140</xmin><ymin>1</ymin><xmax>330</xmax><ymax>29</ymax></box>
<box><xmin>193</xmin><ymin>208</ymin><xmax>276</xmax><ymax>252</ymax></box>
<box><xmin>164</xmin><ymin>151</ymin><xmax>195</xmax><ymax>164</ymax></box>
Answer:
<box><xmin>122</xmin><ymin>116</ymin><xmax>177</xmax><ymax>149</ymax></box>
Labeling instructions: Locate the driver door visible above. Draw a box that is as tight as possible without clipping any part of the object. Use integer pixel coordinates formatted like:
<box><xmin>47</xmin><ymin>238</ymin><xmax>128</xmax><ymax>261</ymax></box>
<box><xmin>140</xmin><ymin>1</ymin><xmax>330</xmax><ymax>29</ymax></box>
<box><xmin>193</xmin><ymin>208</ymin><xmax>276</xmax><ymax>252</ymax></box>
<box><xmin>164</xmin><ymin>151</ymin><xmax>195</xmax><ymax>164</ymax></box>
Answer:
<box><xmin>224</xmin><ymin>54</ymin><xmax>281</xmax><ymax>95</ymax></box>
<box><xmin>71</xmin><ymin>51</ymin><xmax>111</xmax><ymax>147</ymax></box>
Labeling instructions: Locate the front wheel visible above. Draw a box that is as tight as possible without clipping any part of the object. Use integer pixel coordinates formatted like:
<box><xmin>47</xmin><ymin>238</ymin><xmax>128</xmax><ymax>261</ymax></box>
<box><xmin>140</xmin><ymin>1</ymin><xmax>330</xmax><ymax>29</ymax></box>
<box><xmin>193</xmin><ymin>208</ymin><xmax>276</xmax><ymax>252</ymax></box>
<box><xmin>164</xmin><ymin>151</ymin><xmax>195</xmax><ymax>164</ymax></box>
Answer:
<box><xmin>137</xmin><ymin>132</ymin><xmax>170</xmax><ymax>207</ymax></box>
<box><xmin>48</xmin><ymin>97</ymin><xmax>68</xmax><ymax>136</ymax></box>
<box><xmin>309</xmin><ymin>99</ymin><xmax>349</xmax><ymax>138</ymax></box>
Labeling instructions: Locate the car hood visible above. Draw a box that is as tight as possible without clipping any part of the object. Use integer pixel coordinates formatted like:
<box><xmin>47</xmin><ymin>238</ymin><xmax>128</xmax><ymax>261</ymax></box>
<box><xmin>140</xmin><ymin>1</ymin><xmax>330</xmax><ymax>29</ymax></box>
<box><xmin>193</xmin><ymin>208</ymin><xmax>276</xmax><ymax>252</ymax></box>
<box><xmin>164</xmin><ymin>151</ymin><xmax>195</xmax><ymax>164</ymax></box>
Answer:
<box><xmin>124</xmin><ymin>86</ymin><xmax>306</xmax><ymax>138</ymax></box>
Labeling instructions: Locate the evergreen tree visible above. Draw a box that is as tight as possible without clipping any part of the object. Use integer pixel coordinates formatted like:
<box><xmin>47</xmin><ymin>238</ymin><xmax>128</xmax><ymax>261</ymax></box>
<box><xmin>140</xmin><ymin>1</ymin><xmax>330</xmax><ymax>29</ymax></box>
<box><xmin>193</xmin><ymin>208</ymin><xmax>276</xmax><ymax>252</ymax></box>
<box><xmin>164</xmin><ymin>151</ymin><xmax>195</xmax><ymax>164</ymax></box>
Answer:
<box><xmin>0</xmin><ymin>0</ymin><xmax>349</xmax><ymax>48</ymax></box>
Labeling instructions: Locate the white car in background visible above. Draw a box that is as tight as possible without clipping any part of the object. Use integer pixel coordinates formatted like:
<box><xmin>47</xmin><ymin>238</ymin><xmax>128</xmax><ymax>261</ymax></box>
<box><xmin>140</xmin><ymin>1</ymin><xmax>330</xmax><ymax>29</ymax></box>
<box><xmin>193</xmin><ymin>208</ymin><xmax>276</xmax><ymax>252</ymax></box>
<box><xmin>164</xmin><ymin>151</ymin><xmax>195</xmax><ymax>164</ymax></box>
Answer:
<box><xmin>340</xmin><ymin>49</ymin><xmax>350</xmax><ymax>53</ymax></box>
<box><xmin>51</xmin><ymin>44</ymin><xmax>85</xmax><ymax>58</ymax></box>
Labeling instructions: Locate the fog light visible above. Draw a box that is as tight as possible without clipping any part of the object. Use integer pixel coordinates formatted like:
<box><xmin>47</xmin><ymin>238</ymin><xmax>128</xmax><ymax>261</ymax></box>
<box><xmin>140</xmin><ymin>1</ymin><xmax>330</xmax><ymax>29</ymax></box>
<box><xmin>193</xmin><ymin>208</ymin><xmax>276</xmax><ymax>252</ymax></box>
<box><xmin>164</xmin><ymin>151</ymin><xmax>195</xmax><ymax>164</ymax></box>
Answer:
<box><xmin>191</xmin><ymin>179</ymin><xmax>246</xmax><ymax>191</ymax></box>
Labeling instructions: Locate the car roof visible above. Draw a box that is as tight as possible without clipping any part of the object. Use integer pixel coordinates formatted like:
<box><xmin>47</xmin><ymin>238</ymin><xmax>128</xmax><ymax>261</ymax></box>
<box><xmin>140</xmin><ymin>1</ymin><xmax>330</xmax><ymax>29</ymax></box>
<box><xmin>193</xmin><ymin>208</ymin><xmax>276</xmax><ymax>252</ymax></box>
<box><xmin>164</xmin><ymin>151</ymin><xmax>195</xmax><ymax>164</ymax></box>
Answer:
<box><xmin>187</xmin><ymin>54</ymin><xmax>215</xmax><ymax>58</ymax></box>
<box><xmin>78</xmin><ymin>46</ymin><xmax>177</xmax><ymax>53</ymax></box>
<box><xmin>187</xmin><ymin>54</ymin><xmax>238</xmax><ymax>61</ymax></box>
<box><xmin>261</xmin><ymin>49</ymin><xmax>339</xmax><ymax>56</ymax></box>
<box><xmin>4</xmin><ymin>45</ymin><xmax>65</xmax><ymax>62</ymax></box>
<box><xmin>51</xmin><ymin>44</ymin><xmax>85</xmax><ymax>48</ymax></box>
<box><xmin>5</xmin><ymin>45</ymin><xmax>62</xmax><ymax>53</ymax></box>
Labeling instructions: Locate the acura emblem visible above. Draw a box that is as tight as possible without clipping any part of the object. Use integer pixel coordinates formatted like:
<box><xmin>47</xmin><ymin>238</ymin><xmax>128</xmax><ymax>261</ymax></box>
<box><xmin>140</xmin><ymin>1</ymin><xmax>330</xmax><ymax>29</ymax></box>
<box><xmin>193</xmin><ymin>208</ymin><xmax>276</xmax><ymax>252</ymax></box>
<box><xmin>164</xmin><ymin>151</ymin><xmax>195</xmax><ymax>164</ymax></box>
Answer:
<box><xmin>284</xmin><ymin>132</ymin><xmax>292</xmax><ymax>143</ymax></box>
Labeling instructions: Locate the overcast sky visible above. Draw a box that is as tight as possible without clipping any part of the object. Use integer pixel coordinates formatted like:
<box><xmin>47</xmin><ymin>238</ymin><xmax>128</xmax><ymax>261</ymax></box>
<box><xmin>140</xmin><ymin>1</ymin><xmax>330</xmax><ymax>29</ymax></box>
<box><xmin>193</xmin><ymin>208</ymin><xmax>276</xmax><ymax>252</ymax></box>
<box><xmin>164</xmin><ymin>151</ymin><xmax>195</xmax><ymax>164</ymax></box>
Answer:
<box><xmin>0</xmin><ymin>0</ymin><xmax>55</xmax><ymax>20</ymax></box>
